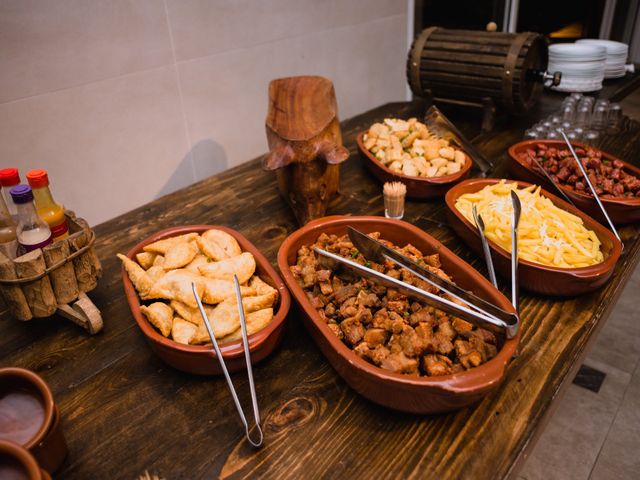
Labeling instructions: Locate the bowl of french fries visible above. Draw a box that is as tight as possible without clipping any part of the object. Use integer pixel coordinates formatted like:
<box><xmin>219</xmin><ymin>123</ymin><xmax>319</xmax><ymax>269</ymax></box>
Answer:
<box><xmin>357</xmin><ymin>117</ymin><xmax>472</xmax><ymax>198</ymax></box>
<box><xmin>445</xmin><ymin>179</ymin><xmax>622</xmax><ymax>296</ymax></box>
<box><xmin>119</xmin><ymin>225</ymin><xmax>291</xmax><ymax>375</ymax></box>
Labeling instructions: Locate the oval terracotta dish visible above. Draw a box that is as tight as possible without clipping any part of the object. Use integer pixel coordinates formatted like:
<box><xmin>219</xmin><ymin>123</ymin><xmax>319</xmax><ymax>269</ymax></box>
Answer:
<box><xmin>356</xmin><ymin>132</ymin><xmax>472</xmax><ymax>198</ymax></box>
<box><xmin>508</xmin><ymin>139</ymin><xmax>640</xmax><ymax>224</ymax></box>
<box><xmin>277</xmin><ymin>215</ymin><xmax>519</xmax><ymax>414</ymax></box>
<box><xmin>122</xmin><ymin>225</ymin><xmax>291</xmax><ymax>375</ymax></box>
<box><xmin>445</xmin><ymin>178</ymin><xmax>622</xmax><ymax>296</ymax></box>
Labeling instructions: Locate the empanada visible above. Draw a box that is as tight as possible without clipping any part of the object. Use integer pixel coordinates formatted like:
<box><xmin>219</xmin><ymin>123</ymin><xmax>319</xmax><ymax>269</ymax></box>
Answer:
<box><xmin>171</xmin><ymin>316</ymin><xmax>197</xmax><ymax>344</ymax></box>
<box><xmin>219</xmin><ymin>308</ymin><xmax>274</xmax><ymax>344</ymax></box>
<box><xmin>140</xmin><ymin>302</ymin><xmax>174</xmax><ymax>337</ymax></box>
<box><xmin>169</xmin><ymin>299</ymin><xmax>214</xmax><ymax>326</ymax></box>
<box><xmin>117</xmin><ymin>254</ymin><xmax>154</xmax><ymax>299</ymax></box>
<box><xmin>143</xmin><ymin>233</ymin><xmax>199</xmax><ymax>254</ymax></box>
<box><xmin>147</xmin><ymin>269</ymin><xmax>205</xmax><ymax>308</ymax></box>
<box><xmin>249</xmin><ymin>276</ymin><xmax>278</xmax><ymax>297</ymax></box>
<box><xmin>163</xmin><ymin>242</ymin><xmax>198</xmax><ymax>270</ymax></box>
<box><xmin>201</xmin><ymin>277</ymin><xmax>255</xmax><ymax>304</ymax></box>
<box><xmin>198</xmin><ymin>252</ymin><xmax>256</xmax><ymax>283</ymax></box>
<box><xmin>202</xmin><ymin>229</ymin><xmax>242</xmax><ymax>258</ymax></box>
<box><xmin>196</xmin><ymin>236</ymin><xmax>227</xmax><ymax>261</ymax></box>
<box><xmin>190</xmin><ymin>295</ymin><xmax>267</xmax><ymax>343</ymax></box>
<box><xmin>136</xmin><ymin>252</ymin><xmax>157</xmax><ymax>270</ymax></box>
<box><xmin>153</xmin><ymin>255</ymin><xmax>165</xmax><ymax>267</ymax></box>
<box><xmin>146</xmin><ymin>265</ymin><xmax>166</xmax><ymax>282</ymax></box>
<box><xmin>184</xmin><ymin>254</ymin><xmax>210</xmax><ymax>274</ymax></box>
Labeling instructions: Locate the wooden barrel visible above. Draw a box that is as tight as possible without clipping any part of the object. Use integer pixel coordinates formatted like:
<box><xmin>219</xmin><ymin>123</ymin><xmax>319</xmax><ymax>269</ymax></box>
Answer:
<box><xmin>407</xmin><ymin>27</ymin><xmax>550</xmax><ymax>113</ymax></box>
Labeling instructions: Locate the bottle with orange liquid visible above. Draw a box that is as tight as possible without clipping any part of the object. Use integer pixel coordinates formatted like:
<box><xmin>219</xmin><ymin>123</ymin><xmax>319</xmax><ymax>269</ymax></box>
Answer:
<box><xmin>25</xmin><ymin>170</ymin><xmax>69</xmax><ymax>241</ymax></box>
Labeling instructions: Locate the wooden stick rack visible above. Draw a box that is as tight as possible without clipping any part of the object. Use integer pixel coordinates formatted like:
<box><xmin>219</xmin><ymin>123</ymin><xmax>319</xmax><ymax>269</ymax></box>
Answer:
<box><xmin>0</xmin><ymin>211</ymin><xmax>103</xmax><ymax>334</ymax></box>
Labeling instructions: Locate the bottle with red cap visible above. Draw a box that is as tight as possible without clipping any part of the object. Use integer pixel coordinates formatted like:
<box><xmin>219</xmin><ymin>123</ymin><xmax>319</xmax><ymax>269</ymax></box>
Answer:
<box><xmin>26</xmin><ymin>169</ymin><xmax>69</xmax><ymax>241</ymax></box>
<box><xmin>0</xmin><ymin>168</ymin><xmax>20</xmax><ymax>220</ymax></box>
<box><xmin>10</xmin><ymin>185</ymin><xmax>52</xmax><ymax>254</ymax></box>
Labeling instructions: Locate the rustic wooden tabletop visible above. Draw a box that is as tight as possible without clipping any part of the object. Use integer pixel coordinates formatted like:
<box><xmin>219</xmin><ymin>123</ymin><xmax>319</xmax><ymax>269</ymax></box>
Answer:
<box><xmin>2</xmin><ymin>75</ymin><xmax>640</xmax><ymax>480</ymax></box>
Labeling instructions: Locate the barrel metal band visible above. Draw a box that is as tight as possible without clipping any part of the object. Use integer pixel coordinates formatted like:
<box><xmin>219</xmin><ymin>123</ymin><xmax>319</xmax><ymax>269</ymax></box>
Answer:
<box><xmin>502</xmin><ymin>32</ymin><xmax>530</xmax><ymax>110</ymax></box>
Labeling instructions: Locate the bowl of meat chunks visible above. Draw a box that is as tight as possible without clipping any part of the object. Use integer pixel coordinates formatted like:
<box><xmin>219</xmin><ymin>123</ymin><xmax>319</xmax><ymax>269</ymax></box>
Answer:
<box><xmin>277</xmin><ymin>216</ymin><xmax>519</xmax><ymax>414</ymax></box>
<box><xmin>508</xmin><ymin>140</ymin><xmax>640</xmax><ymax>225</ymax></box>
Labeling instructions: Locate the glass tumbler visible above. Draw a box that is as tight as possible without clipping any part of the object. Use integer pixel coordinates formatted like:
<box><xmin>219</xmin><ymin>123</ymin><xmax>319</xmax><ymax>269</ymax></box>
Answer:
<box><xmin>575</xmin><ymin>106</ymin><xmax>591</xmax><ymax>128</ymax></box>
<box><xmin>591</xmin><ymin>105</ymin><xmax>608</xmax><ymax>130</ymax></box>
<box><xmin>608</xmin><ymin>103</ymin><xmax>623</xmax><ymax>130</ymax></box>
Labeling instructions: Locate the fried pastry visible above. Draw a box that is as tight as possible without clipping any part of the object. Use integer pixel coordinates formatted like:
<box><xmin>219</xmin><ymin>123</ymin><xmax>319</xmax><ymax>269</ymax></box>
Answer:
<box><xmin>143</xmin><ymin>233</ymin><xmax>199</xmax><ymax>254</ymax></box>
<box><xmin>184</xmin><ymin>254</ymin><xmax>210</xmax><ymax>274</ymax></box>
<box><xmin>146</xmin><ymin>265</ymin><xmax>166</xmax><ymax>282</ymax></box>
<box><xmin>202</xmin><ymin>229</ymin><xmax>242</xmax><ymax>258</ymax></box>
<box><xmin>163</xmin><ymin>241</ymin><xmax>198</xmax><ymax>270</ymax></box>
<box><xmin>200</xmin><ymin>277</ymin><xmax>255</xmax><ymax>304</ymax></box>
<box><xmin>136</xmin><ymin>252</ymin><xmax>157</xmax><ymax>270</ymax></box>
<box><xmin>198</xmin><ymin>252</ymin><xmax>256</xmax><ymax>283</ymax></box>
<box><xmin>140</xmin><ymin>302</ymin><xmax>174</xmax><ymax>337</ymax></box>
<box><xmin>196</xmin><ymin>236</ymin><xmax>227</xmax><ymax>261</ymax></box>
<box><xmin>249</xmin><ymin>275</ymin><xmax>278</xmax><ymax>297</ymax></box>
<box><xmin>152</xmin><ymin>255</ymin><xmax>165</xmax><ymax>267</ymax></box>
<box><xmin>118</xmin><ymin>254</ymin><xmax>154</xmax><ymax>299</ymax></box>
<box><xmin>219</xmin><ymin>308</ymin><xmax>274</xmax><ymax>344</ymax></box>
<box><xmin>147</xmin><ymin>269</ymin><xmax>204</xmax><ymax>308</ymax></box>
<box><xmin>171</xmin><ymin>316</ymin><xmax>197</xmax><ymax>344</ymax></box>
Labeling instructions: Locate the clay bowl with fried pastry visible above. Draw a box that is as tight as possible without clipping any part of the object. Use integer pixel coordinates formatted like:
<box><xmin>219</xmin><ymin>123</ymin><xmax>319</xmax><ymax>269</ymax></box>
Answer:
<box><xmin>508</xmin><ymin>140</ymin><xmax>640</xmax><ymax>224</ymax></box>
<box><xmin>445</xmin><ymin>178</ymin><xmax>622</xmax><ymax>296</ymax></box>
<box><xmin>277</xmin><ymin>215</ymin><xmax>519</xmax><ymax>414</ymax></box>
<box><xmin>356</xmin><ymin>132</ymin><xmax>472</xmax><ymax>199</ymax></box>
<box><xmin>122</xmin><ymin>225</ymin><xmax>291</xmax><ymax>375</ymax></box>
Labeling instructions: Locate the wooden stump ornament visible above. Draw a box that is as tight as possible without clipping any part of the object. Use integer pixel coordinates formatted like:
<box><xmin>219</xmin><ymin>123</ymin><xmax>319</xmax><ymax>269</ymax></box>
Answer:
<box><xmin>263</xmin><ymin>76</ymin><xmax>349</xmax><ymax>225</ymax></box>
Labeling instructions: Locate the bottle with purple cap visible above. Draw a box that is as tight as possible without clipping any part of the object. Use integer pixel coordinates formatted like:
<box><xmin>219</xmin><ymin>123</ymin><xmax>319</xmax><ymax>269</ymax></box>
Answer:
<box><xmin>10</xmin><ymin>185</ymin><xmax>52</xmax><ymax>254</ymax></box>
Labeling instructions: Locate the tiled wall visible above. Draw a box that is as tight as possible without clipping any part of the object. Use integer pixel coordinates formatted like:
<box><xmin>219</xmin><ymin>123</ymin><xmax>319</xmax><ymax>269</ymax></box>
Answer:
<box><xmin>0</xmin><ymin>0</ymin><xmax>409</xmax><ymax>225</ymax></box>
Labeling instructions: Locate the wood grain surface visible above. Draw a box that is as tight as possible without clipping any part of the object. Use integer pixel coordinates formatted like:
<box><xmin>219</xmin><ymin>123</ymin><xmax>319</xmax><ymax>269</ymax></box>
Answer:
<box><xmin>2</xmin><ymin>77</ymin><xmax>640</xmax><ymax>480</ymax></box>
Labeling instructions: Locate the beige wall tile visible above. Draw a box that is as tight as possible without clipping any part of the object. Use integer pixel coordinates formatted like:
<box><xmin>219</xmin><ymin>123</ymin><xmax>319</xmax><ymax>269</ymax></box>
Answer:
<box><xmin>179</xmin><ymin>14</ymin><xmax>407</xmax><ymax>171</ymax></box>
<box><xmin>0</xmin><ymin>66</ymin><xmax>190</xmax><ymax>225</ymax></box>
<box><xmin>0</xmin><ymin>0</ymin><xmax>174</xmax><ymax>103</ymax></box>
<box><xmin>166</xmin><ymin>0</ymin><xmax>406</xmax><ymax>62</ymax></box>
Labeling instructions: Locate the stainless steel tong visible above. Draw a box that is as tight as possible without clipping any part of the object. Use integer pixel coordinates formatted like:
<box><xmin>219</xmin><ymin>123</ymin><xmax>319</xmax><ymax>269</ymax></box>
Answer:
<box><xmin>191</xmin><ymin>276</ymin><xmax>264</xmax><ymax>448</ymax></box>
<box><xmin>472</xmin><ymin>205</ymin><xmax>498</xmax><ymax>288</ymax></box>
<box><xmin>314</xmin><ymin>227</ymin><xmax>519</xmax><ymax>339</ymax></box>
<box><xmin>559</xmin><ymin>130</ymin><xmax>623</xmax><ymax>249</ymax></box>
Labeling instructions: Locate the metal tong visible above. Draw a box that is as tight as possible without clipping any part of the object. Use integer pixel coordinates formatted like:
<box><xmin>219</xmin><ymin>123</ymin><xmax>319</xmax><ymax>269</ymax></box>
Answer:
<box><xmin>472</xmin><ymin>205</ymin><xmax>498</xmax><ymax>288</ymax></box>
<box><xmin>529</xmin><ymin>156</ymin><xmax>577</xmax><ymax>208</ymax></box>
<box><xmin>559</xmin><ymin>130</ymin><xmax>623</xmax><ymax>249</ymax></box>
<box><xmin>510</xmin><ymin>191</ymin><xmax>521</xmax><ymax>312</ymax></box>
<box><xmin>314</xmin><ymin>227</ymin><xmax>519</xmax><ymax>338</ymax></box>
<box><xmin>424</xmin><ymin>105</ymin><xmax>493</xmax><ymax>175</ymax></box>
<box><xmin>191</xmin><ymin>276</ymin><xmax>264</xmax><ymax>448</ymax></box>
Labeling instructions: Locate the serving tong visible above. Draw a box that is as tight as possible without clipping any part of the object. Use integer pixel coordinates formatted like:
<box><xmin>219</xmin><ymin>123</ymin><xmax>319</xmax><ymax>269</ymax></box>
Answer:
<box><xmin>559</xmin><ymin>130</ymin><xmax>624</xmax><ymax>249</ymax></box>
<box><xmin>313</xmin><ymin>227</ymin><xmax>519</xmax><ymax>339</ymax></box>
<box><xmin>191</xmin><ymin>276</ymin><xmax>264</xmax><ymax>448</ymax></box>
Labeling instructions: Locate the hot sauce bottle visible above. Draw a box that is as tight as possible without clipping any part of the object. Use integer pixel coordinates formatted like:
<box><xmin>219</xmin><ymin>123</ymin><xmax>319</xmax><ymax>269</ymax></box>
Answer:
<box><xmin>10</xmin><ymin>185</ymin><xmax>52</xmax><ymax>254</ymax></box>
<box><xmin>0</xmin><ymin>168</ymin><xmax>20</xmax><ymax>220</ymax></box>
<box><xmin>26</xmin><ymin>169</ymin><xmax>69</xmax><ymax>241</ymax></box>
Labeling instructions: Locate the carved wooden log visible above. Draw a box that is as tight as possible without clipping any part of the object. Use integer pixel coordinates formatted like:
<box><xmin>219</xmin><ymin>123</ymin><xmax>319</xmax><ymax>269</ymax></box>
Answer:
<box><xmin>263</xmin><ymin>76</ymin><xmax>349</xmax><ymax>225</ymax></box>
<box><xmin>73</xmin><ymin>216</ymin><xmax>103</xmax><ymax>280</ymax></box>
<box><xmin>69</xmin><ymin>229</ymin><xmax>98</xmax><ymax>292</ymax></box>
<box><xmin>14</xmin><ymin>250</ymin><xmax>57</xmax><ymax>318</ymax></box>
<box><xmin>0</xmin><ymin>251</ymin><xmax>32</xmax><ymax>320</ymax></box>
<box><xmin>43</xmin><ymin>240</ymin><xmax>79</xmax><ymax>304</ymax></box>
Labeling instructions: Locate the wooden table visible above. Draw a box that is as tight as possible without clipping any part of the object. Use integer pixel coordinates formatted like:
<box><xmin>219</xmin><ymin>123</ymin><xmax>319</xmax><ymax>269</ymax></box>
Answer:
<box><xmin>3</xmin><ymin>76</ymin><xmax>640</xmax><ymax>479</ymax></box>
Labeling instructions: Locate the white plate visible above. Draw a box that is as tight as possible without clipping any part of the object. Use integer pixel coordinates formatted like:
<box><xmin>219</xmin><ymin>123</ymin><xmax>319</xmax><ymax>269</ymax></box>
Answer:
<box><xmin>577</xmin><ymin>39</ymin><xmax>628</xmax><ymax>55</ymax></box>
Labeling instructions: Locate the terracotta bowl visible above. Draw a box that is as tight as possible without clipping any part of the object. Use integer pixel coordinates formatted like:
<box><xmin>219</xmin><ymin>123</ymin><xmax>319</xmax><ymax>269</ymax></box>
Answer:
<box><xmin>0</xmin><ymin>368</ymin><xmax>67</xmax><ymax>474</ymax></box>
<box><xmin>508</xmin><ymin>139</ymin><xmax>640</xmax><ymax>225</ymax></box>
<box><xmin>356</xmin><ymin>132</ymin><xmax>472</xmax><ymax>198</ymax></box>
<box><xmin>122</xmin><ymin>225</ymin><xmax>291</xmax><ymax>375</ymax></box>
<box><xmin>445</xmin><ymin>178</ymin><xmax>622</xmax><ymax>296</ymax></box>
<box><xmin>277</xmin><ymin>215</ymin><xmax>519</xmax><ymax>414</ymax></box>
<box><xmin>0</xmin><ymin>440</ymin><xmax>51</xmax><ymax>480</ymax></box>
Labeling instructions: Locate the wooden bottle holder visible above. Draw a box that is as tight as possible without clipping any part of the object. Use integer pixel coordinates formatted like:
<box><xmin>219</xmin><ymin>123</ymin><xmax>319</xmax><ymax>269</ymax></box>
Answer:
<box><xmin>0</xmin><ymin>211</ymin><xmax>103</xmax><ymax>334</ymax></box>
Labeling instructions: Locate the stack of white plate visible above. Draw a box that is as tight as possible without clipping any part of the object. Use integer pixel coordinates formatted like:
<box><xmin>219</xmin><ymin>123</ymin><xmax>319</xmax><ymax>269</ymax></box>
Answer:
<box><xmin>577</xmin><ymin>39</ymin><xmax>628</xmax><ymax>78</ymax></box>
<box><xmin>548</xmin><ymin>43</ymin><xmax>607</xmax><ymax>92</ymax></box>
